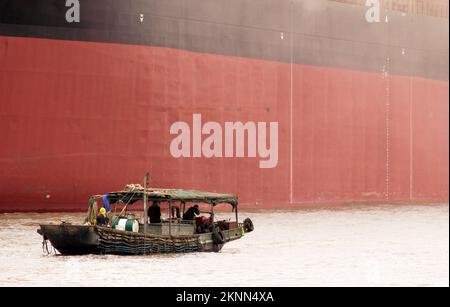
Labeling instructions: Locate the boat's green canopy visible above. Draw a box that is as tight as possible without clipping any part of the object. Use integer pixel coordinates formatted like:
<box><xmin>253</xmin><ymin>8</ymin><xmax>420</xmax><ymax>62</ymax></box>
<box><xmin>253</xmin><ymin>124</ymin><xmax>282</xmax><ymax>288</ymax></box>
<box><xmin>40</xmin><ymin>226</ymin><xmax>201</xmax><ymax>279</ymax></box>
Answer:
<box><xmin>105</xmin><ymin>185</ymin><xmax>238</xmax><ymax>208</ymax></box>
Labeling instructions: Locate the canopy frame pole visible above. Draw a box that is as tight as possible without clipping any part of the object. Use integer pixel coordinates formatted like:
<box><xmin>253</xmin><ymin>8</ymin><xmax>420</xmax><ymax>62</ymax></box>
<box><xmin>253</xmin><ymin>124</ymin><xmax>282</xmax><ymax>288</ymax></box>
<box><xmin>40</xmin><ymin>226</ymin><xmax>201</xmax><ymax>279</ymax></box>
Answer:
<box><xmin>143</xmin><ymin>172</ymin><xmax>149</xmax><ymax>235</ymax></box>
<box><xmin>211</xmin><ymin>203</ymin><xmax>215</xmax><ymax>234</ymax></box>
<box><xmin>169</xmin><ymin>201</ymin><xmax>173</xmax><ymax>236</ymax></box>
<box><xmin>235</xmin><ymin>202</ymin><xmax>239</xmax><ymax>226</ymax></box>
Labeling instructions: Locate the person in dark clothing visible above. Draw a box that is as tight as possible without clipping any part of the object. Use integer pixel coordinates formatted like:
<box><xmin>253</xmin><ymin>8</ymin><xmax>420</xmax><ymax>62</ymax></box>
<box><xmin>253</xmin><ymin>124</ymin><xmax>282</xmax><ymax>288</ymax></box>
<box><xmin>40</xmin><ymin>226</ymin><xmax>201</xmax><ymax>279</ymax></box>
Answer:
<box><xmin>148</xmin><ymin>201</ymin><xmax>161</xmax><ymax>223</ymax></box>
<box><xmin>183</xmin><ymin>205</ymin><xmax>200</xmax><ymax>221</ymax></box>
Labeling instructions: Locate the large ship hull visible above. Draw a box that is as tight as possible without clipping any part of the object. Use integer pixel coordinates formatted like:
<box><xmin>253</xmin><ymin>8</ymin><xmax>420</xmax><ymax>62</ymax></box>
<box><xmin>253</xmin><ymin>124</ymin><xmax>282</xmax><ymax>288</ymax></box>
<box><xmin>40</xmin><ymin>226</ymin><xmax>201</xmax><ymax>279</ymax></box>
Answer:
<box><xmin>0</xmin><ymin>0</ymin><xmax>448</xmax><ymax>211</ymax></box>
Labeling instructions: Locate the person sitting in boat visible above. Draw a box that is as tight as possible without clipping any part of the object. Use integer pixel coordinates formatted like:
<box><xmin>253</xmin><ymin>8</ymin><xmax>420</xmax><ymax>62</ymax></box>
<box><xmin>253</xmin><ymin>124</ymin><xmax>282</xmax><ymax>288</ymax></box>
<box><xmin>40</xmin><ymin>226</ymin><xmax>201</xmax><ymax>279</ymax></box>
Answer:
<box><xmin>183</xmin><ymin>204</ymin><xmax>200</xmax><ymax>221</ymax></box>
<box><xmin>148</xmin><ymin>201</ymin><xmax>161</xmax><ymax>223</ymax></box>
<box><xmin>96</xmin><ymin>207</ymin><xmax>109</xmax><ymax>226</ymax></box>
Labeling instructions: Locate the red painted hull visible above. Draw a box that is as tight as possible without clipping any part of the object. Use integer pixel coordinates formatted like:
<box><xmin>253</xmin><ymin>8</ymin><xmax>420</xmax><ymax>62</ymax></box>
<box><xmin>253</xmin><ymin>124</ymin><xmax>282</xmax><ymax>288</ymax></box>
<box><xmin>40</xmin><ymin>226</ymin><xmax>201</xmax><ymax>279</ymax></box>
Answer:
<box><xmin>0</xmin><ymin>36</ymin><xmax>448</xmax><ymax>211</ymax></box>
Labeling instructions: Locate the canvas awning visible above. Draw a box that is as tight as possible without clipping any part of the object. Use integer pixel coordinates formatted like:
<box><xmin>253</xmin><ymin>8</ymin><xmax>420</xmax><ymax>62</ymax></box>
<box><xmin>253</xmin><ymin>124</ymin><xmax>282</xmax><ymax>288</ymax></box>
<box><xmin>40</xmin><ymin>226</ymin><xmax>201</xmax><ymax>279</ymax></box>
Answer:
<box><xmin>103</xmin><ymin>184</ymin><xmax>238</xmax><ymax>208</ymax></box>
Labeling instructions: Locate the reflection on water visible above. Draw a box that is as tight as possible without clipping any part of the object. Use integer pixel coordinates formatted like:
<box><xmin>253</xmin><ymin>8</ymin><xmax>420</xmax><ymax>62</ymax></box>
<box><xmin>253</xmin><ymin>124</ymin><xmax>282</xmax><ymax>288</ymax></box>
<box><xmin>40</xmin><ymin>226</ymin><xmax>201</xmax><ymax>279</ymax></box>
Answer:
<box><xmin>0</xmin><ymin>203</ymin><xmax>448</xmax><ymax>287</ymax></box>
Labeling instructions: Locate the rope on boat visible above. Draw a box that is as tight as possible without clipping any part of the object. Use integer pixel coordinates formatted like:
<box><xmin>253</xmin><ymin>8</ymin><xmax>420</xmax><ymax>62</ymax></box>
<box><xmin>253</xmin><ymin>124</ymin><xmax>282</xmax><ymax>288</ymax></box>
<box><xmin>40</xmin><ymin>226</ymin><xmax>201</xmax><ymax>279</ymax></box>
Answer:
<box><xmin>109</xmin><ymin>186</ymin><xmax>141</xmax><ymax>227</ymax></box>
<box><xmin>42</xmin><ymin>238</ymin><xmax>49</xmax><ymax>254</ymax></box>
<box><xmin>85</xmin><ymin>185</ymin><xmax>141</xmax><ymax>226</ymax></box>
<box><xmin>42</xmin><ymin>237</ymin><xmax>56</xmax><ymax>255</ymax></box>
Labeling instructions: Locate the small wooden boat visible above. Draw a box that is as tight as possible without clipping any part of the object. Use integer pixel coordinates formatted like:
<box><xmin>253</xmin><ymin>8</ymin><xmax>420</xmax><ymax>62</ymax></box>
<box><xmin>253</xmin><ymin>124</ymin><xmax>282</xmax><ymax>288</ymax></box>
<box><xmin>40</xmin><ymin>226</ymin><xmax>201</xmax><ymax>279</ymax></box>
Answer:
<box><xmin>38</xmin><ymin>178</ymin><xmax>254</xmax><ymax>255</ymax></box>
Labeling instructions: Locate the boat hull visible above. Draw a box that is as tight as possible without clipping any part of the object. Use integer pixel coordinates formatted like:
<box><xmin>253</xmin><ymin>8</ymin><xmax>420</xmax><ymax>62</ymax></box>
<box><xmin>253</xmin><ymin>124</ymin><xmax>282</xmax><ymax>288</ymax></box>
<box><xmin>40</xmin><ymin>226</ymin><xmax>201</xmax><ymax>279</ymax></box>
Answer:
<box><xmin>38</xmin><ymin>224</ymin><xmax>240</xmax><ymax>255</ymax></box>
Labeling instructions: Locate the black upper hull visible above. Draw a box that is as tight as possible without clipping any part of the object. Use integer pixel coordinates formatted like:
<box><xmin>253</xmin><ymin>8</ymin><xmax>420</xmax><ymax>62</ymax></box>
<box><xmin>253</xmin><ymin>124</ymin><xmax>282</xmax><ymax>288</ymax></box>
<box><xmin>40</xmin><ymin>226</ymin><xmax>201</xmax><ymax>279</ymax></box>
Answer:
<box><xmin>0</xmin><ymin>0</ymin><xmax>448</xmax><ymax>80</ymax></box>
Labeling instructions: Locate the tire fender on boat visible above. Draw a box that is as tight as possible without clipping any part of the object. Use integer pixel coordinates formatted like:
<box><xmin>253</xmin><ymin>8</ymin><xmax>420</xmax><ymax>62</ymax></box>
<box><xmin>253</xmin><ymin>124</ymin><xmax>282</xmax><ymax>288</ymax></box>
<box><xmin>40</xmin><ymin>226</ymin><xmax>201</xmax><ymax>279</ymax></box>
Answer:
<box><xmin>243</xmin><ymin>218</ymin><xmax>254</xmax><ymax>233</ymax></box>
<box><xmin>213</xmin><ymin>229</ymin><xmax>225</xmax><ymax>244</ymax></box>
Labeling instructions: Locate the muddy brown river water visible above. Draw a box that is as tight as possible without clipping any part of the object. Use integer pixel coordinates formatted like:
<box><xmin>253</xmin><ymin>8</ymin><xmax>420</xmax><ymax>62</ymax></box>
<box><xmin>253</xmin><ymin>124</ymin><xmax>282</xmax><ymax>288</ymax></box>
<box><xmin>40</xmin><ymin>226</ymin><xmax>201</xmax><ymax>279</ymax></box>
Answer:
<box><xmin>0</xmin><ymin>203</ymin><xmax>448</xmax><ymax>287</ymax></box>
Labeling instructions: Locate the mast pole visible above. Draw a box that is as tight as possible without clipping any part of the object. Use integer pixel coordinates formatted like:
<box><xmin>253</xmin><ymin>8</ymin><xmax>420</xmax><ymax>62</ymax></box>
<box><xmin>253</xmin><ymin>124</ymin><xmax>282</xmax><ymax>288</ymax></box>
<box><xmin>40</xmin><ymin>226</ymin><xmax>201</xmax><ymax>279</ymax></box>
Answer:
<box><xmin>143</xmin><ymin>172</ymin><xmax>149</xmax><ymax>234</ymax></box>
